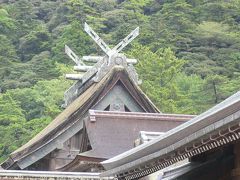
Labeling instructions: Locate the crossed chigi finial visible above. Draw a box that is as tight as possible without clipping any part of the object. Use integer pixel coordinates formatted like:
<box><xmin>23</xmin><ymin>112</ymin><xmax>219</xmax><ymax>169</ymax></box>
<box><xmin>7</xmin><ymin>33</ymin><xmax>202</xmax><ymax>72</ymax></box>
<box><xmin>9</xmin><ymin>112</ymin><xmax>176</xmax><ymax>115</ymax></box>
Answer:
<box><xmin>64</xmin><ymin>22</ymin><xmax>139</xmax><ymax>84</ymax></box>
<box><xmin>63</xmin><ymin>22</ymin><xmax>141</xmax><ymax>107</ymax></box>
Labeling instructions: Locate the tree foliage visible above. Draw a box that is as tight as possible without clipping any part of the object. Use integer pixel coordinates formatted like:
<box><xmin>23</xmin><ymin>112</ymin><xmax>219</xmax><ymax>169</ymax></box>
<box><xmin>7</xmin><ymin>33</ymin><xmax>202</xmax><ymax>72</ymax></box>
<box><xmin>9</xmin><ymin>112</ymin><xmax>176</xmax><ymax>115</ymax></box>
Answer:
<box><xmin>0</xmin><ymin>0</ymin><xmax>240</xmax><ymax>162</ymax></box>
<box><xmin>128</xmin><ymin>44</ymin><xmax>184</xmax><ymax>112</ymax></box>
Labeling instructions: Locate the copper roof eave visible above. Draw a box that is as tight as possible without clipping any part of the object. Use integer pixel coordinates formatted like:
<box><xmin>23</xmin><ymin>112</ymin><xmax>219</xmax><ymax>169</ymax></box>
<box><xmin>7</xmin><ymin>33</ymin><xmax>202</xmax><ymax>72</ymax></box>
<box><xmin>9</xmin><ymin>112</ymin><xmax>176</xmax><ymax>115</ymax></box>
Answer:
<box><xmin>101</xmin><ymin>91</ymin><xmax>240</xmax><ymax>179</ymax></box>
<box><xmin>115</xmin><ymin>122</ymin><xmax>240</xmax><ymax>179</ymax></box>
<box><xmin>2</xmin><ymin>80</ymin><xmax>103</xmax><ymax>169</ymax></box>
<box><xmin>0</xmin><ymin>170</ymin><xmax>113</xmax><ymax>179</ymax></box>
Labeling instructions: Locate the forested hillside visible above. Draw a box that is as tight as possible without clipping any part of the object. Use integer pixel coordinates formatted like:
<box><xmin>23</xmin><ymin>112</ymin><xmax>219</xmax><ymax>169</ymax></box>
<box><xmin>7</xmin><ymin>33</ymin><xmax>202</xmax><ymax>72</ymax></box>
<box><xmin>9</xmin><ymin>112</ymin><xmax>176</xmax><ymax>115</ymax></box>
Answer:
<box><xmin>0</xmin><ymin>0</ymin><xmax>240</xmax><ymax>162</ymax></box>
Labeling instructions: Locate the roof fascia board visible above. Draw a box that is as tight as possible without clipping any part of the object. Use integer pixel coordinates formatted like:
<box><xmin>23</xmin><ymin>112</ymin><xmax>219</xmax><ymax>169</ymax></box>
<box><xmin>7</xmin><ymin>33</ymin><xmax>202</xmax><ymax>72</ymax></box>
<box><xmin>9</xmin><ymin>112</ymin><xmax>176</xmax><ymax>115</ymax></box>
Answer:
<box><xmin>89</xmin><ymin>110</ymin><xmax>195</xmax><ymax>122</ymax></box>
<box><xmin>0</xmin><ymin>170</ymin><xmax>113</xmax><ymax>179</ymax></box>
<box><xmin>17</xmin><ymin>120</ymin><xmax>84</xmax><ymax>169</ymax></box>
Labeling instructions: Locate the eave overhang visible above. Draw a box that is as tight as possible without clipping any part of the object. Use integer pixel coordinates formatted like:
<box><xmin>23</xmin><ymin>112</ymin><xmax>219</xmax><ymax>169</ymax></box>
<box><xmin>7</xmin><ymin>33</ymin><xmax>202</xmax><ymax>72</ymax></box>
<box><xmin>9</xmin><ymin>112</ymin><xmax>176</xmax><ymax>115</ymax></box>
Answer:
<box><xmin>0</xmin><ymin>170</ymin><xmax>113</xmax><ymax>180</ymax></box>
<box><xmin>101</xmin><ymin>91</ymin><xmax>240</xmax><ymax>179</ymax></box>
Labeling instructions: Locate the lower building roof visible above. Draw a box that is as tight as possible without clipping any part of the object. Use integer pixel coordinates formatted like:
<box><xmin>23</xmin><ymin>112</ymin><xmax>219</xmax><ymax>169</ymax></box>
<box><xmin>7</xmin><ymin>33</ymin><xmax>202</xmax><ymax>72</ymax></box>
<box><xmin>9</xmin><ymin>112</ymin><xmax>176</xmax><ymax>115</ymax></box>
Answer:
<box><xmin>84</xmin><ymin>110</ymin><xmax>194</xmax><ymax>160</ymax></box>
<box><xmin>58</xmin><ymin>110</ymin><xmax>194</xmax><ymax>171</ymax></box>
<box><xmin>101</xmin><ymin>91</ymin><xmax>240</xmax><ymax>179</ymax></box>
<box><xmin>0</xmin><ymin>170</ymin><xmax>113</xmax><ymax>180</ymax></box>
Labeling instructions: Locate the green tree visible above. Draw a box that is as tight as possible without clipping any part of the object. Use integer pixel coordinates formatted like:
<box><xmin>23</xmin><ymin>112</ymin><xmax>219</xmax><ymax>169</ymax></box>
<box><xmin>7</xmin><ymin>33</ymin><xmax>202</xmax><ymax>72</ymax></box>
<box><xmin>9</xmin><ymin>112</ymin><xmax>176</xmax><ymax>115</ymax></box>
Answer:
<box><xmin>52</xmin><ymin>21</ymin><xmax>94</xmax><ymax>63</ymax></box>
<box><xmin>18</xmin><ymin>25</ymin><xmax>51</xmax><ymax>61</ymax></box>
<box><xmin>0</xmin><ymin>8</ymin><xmax>16</xmax><ymax>34</ymax></box>
<box><xmin>204</xmin><ymin>75</ymin><xmax>228</xmax><ymax>104</ymax></box>
<box><xmin>128</xmin><ymin>44</ymin><xmax>184</xmax><ymax>113</ymax></box>
<box><xmin>174</xmin><ymin>73</ymin><xmax>210</xmax><ymax>114</ymax></box>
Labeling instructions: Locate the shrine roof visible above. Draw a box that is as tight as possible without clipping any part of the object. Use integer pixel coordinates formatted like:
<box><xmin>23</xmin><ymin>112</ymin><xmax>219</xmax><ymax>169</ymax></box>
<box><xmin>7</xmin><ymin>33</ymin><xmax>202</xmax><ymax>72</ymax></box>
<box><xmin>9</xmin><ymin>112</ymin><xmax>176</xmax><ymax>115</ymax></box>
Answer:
<box><xmin>1</xmin><ymin>67</ymin><xmax>159</xmax><ymax>170</ymax></box>
<box><xmin>83</xmin><ymin>110</ymin><xmax>194</xmax><ymax>160</ymax></box>
<box><xmin>101</xmin><ymin>91</ymin><xmax>240</xmax><ymax>179</ymax></box>
<box><xmin>58</xmin><ymin>110</ymin><xmax>194</xmax><ymax>172</ymax></box>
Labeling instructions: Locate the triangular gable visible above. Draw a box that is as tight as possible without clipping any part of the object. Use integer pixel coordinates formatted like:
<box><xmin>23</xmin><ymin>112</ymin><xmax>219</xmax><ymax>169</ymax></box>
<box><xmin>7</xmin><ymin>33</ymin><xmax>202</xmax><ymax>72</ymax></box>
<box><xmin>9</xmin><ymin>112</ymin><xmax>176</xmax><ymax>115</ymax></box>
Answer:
<box><xmin>93</xmin><ymin>81</ymin><xmax>144</xmax><ymax>112</ymax></box>
<box><xmin>2</xmin><ymin>67</ymin><xmax>159</xmax><ymax>170</ymax></box>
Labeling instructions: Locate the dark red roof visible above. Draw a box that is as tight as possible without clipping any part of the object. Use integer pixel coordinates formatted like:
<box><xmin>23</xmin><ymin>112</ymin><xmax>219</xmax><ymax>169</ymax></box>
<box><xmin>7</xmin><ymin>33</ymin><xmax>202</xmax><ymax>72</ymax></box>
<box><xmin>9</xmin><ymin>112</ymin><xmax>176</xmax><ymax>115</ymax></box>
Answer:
<box><xmin>82</xmin><ymin>110</ymin><xmax>195</xmax><ymax>159</ymax></box>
